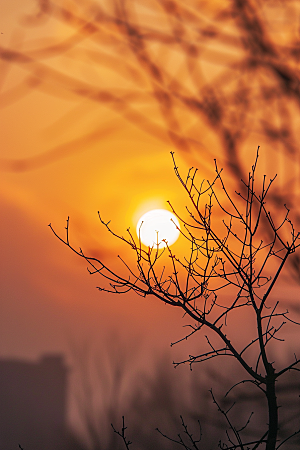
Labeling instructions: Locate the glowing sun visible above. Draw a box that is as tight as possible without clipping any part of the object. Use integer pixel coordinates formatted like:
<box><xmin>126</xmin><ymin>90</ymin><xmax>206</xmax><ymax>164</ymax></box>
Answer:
<box><xmin>136</xmin><ymin>209</ymin><xmax>180</xmax><ymax>248</ymax></box>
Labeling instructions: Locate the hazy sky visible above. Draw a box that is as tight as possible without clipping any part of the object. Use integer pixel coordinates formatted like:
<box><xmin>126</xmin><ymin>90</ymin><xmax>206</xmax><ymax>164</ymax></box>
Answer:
<box><xmin>1</xmin><ymin>0</ymin><xmax>300</xmax><ymax>435</ymax></box>
<box><xmin>0</xmin><ymin>8</ymin><xmax>201</xmax><ymax>427</ymax></box>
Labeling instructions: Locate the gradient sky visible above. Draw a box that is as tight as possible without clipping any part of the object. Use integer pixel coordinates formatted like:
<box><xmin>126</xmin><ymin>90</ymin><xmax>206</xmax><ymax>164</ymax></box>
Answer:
<box><xmin>1</xmin><ymin>0</ymin><xmax>300</xmax><ymax>435</ymax></box>
<box><xmin>1</xmin><ymin>0</ymin><xmax>192</xmax><ymax>350</ymax></box>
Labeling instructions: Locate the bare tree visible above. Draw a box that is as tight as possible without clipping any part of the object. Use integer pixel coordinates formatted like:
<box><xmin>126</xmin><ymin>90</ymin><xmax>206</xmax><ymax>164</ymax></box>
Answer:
<box><xmin>50</xmin><ymin>147</ymin><xmax>300</xmax><ymax>449</ymax></box>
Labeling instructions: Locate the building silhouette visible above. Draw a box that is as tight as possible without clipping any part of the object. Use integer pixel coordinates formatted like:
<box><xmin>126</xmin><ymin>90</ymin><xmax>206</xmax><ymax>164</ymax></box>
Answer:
<box><xmin>0</xmin><ymin>354</ymin><xmax>68</xmax><ymax>450</ymax></box>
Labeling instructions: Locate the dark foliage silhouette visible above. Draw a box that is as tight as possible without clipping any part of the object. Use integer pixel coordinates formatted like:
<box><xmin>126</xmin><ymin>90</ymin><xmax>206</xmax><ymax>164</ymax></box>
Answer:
<box><xmin>51</xmin><ymin>148</ymin><xmax>300</xmax><ymax>449</ymax></box>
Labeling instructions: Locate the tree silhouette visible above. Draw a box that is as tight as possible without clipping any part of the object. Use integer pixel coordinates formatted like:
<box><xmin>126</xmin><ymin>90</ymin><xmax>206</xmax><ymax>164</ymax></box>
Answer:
<box><xmin>50</xmin><ymin>148</ymin><xmax>300</xmax><ymax>449</ymax></box>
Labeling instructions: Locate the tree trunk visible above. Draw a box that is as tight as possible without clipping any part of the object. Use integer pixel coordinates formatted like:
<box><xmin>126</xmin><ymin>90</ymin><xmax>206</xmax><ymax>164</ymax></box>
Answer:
<box><xmin>266</xmin><ymin>367</ymin><xmax>278</xmax><ymax>450</ymax></box>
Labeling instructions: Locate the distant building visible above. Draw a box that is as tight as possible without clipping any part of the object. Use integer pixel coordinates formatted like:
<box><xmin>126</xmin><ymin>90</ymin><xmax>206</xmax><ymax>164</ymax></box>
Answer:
<box><xmin>0</xmin><ymin>354</ymin><xmax>68</xmax><ymax>450</ymax></box>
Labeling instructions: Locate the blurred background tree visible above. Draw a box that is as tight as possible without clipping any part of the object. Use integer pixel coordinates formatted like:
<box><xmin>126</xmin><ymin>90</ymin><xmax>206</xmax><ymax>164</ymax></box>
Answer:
<box><xmin>1</xmin><ymin>0</ymin><xmax>300</xmax><ymax>274</ymax></box>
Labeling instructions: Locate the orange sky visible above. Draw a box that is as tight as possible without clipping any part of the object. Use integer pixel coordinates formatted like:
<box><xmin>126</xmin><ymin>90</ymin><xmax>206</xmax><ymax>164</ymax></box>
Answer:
<box><xmin>1</xmin><ymin>0</ymin><xmax>199</xmax><ymax>364</ymax></box>
<box><xmin>1</xmin><ymin>0</ymin><xmax>300</xmax><ymax>434</ymax></box>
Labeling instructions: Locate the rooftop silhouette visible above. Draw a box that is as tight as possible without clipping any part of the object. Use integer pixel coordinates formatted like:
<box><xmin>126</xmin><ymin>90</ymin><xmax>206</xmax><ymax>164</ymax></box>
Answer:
<box><xmin>0</xmin><ymin>354</ymin><xmax>68</xmax><ymax>450</ymax></box>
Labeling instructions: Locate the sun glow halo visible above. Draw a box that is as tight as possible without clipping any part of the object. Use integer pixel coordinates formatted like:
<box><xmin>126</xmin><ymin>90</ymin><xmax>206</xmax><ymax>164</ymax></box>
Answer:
<box><xmin>136</xmin><ymin>209</ymin><xmax>180</xmax><ymax>248</ymax></box>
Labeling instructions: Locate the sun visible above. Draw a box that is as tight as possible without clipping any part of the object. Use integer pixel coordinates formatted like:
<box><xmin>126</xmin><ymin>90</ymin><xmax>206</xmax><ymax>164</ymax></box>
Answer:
<box><xmin>136</xmin><ymin>209</ymin><xmax>180</xmax><ymax>248</ymax></box>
